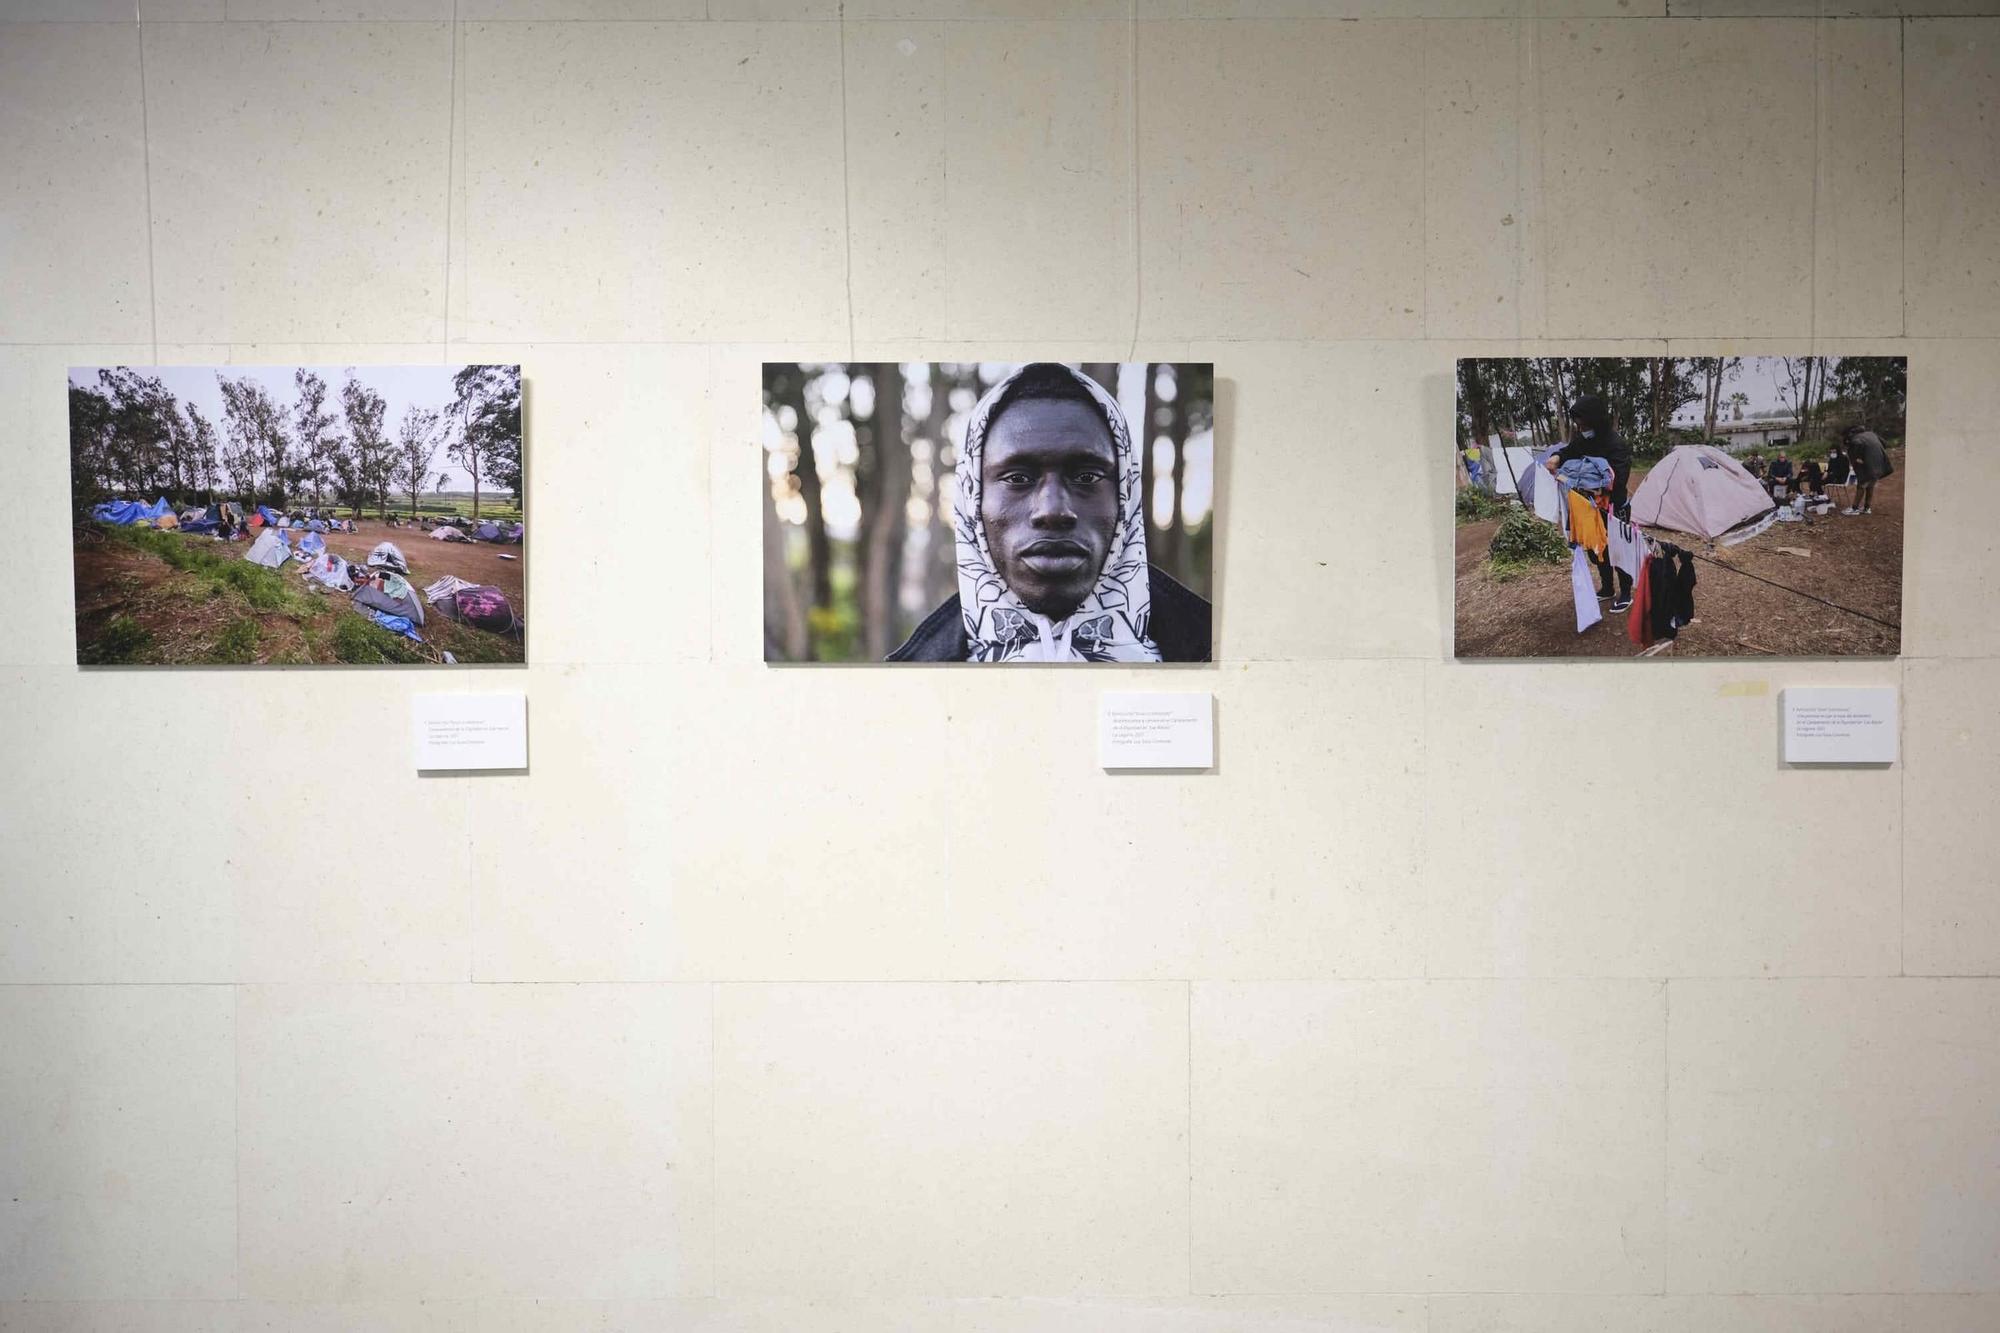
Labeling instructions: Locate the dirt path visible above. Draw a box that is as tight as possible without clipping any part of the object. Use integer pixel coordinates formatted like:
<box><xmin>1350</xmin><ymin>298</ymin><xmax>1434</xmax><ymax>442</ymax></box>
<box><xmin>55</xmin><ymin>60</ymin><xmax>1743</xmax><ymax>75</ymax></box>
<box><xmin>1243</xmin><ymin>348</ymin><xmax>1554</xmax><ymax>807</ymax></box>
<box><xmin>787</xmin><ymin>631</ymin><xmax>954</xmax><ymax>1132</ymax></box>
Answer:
<box><xmin>317</xmin><ymin>518</ymin><xmax>527</xmax><ymax>613</ymax></box>
<box><xmin>1454</xmin><ymin>466</ymin><xmax>1903</xmax><ymax>659</ymax></box>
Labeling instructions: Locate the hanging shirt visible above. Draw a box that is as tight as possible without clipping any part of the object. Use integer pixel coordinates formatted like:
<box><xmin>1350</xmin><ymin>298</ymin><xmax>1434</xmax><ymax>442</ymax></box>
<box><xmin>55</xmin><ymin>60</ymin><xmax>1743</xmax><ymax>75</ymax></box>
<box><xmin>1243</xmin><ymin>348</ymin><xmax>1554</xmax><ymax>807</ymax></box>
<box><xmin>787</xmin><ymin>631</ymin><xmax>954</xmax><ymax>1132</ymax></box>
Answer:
<box><xmin>1532</xmin><ymin>469</ymin><xmax>1563</xmax><ymax>527</ymax></box>
<box><xmin>1571</xmin><ymin>547</ymin><xmax>1603</xmax><ymax>633</ymax></box>
<box><xmin>1649</xmin><ymin>549</ymin><xmax>1680</xmax><ymax>641</ymax></box>
<box><xmin>1669</xmin><ymin>550</ymin><xmax>1698</xmax><ymax>630</ymax></box>
<box><xmin>1606</xmin><ymin>517</ymin><xmax>1645</xmax><ymax>580</ymax></box>
<box><xmin>1627</xmin><ymin>552</ymin><xmax>1654</xmax><ymax>647</ymax></box>
<box><xmin>1566</xmin><ymin>489</ymin><xmax>1607</xmax><ymax>558</ymax></box>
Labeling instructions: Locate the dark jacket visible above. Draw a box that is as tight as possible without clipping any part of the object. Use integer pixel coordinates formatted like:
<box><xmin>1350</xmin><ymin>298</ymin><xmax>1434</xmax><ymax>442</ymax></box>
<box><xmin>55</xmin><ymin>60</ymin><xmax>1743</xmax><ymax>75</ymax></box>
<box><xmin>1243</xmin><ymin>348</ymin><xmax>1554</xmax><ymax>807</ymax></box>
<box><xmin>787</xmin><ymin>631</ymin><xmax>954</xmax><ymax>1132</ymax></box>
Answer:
<box><xmin>1849</xmin><ymin>430</ymin><xmax>1893</xmax><ymax>481</ymax></box>
<box><xmin>887</xmin><ymin>565</ymin><xmax>1213</xmax><ymax>663</ymax></box>
<box><xmin>1648</xmin><ymin>547</ymin><xmax>1696</xmax><ymax>642</ymax></box>
<box><xmin>1554</xmin><ymin>397</ymin><xmax>1633</xmax><ymax>511</ymax></box>
<box><xmin>1554</xmin><ymin>397</ymin><xmax>1632</xmax><ymax>471</ymax></box>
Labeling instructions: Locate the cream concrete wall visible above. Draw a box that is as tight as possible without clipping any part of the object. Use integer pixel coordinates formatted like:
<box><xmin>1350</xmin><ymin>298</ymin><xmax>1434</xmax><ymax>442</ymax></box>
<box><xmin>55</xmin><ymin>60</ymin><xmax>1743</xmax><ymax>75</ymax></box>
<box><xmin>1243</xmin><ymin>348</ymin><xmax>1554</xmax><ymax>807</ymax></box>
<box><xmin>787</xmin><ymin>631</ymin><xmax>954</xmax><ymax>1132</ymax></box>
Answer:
<box><xmin>2</xmin><ymin>2</ymin><xmax>1997</xmax><ymax>1330</ymax></box>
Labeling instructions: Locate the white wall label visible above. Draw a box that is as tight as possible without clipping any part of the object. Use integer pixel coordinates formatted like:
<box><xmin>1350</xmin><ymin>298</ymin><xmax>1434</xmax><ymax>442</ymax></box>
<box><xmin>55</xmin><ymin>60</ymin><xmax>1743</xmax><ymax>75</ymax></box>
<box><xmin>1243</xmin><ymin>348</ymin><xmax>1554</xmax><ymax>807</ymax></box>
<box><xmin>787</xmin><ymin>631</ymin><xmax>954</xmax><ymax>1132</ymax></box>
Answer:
<box><xmin>412</xmin><ymin>692</ymin><xmax>528</xmax><ymax>771</ymax></box>
<box><xmin>1099</xmin><ymin>691</ymin><xmax>1213</xmax><ymax>770</ymax></box>
<box><xmin>1782</xmin><ymin>686</ymin><xmax>1897</xmax><ymax>765</ymax></box>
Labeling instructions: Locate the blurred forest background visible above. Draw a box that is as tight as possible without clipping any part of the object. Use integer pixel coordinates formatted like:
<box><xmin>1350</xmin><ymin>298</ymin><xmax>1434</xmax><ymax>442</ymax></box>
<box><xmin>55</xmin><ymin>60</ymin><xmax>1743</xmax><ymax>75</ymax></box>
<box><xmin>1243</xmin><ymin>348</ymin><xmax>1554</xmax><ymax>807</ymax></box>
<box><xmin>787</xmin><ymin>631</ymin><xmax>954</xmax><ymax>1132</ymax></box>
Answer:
<box><xmin>763</xmin><ymin>362</ymin><xmax>1214</xmax><ymax>662</ymax></box>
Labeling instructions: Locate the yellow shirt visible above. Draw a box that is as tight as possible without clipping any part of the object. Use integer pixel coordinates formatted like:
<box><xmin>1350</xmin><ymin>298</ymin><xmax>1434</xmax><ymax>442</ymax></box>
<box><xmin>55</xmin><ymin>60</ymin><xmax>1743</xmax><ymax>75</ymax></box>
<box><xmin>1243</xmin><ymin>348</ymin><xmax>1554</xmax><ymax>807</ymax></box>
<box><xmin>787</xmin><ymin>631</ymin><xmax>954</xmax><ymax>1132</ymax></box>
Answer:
<box><xmin>1566</xmin><ymin>489</ymin><xmax>1607</xmax><ymax>558</ymax></box>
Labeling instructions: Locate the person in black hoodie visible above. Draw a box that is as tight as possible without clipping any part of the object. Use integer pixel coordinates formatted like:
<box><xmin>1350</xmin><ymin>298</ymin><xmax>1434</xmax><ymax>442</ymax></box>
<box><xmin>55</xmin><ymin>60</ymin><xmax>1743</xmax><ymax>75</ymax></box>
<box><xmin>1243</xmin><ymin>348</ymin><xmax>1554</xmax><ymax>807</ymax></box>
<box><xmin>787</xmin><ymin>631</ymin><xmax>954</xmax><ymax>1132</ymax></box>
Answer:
<box><xmin>1550</xmin><ymin>394</ymin><xmax>1634</xmax><ymax>613</ymax></box>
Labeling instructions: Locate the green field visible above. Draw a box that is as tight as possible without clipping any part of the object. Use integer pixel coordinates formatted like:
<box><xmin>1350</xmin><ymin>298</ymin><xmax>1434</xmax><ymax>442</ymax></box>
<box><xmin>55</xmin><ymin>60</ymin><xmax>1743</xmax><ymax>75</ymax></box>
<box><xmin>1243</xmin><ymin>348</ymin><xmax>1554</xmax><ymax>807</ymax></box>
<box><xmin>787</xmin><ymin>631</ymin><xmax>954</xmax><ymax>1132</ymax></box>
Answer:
<box><xmin>390</xmin><ymin>492</ymin><xmax>525</xmax><ymax>524</ymax></box>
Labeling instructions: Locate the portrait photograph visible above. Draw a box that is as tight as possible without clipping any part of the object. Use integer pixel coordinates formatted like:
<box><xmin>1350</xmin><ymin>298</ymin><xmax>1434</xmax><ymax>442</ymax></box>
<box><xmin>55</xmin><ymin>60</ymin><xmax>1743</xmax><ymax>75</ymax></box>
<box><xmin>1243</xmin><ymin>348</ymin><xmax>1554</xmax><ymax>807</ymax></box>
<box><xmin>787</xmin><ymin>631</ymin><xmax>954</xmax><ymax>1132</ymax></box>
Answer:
<box><xmin>763</xmin><ymin>361</ymin><xmax>1215</xmax><ymax>664</ymax></box>
<box><xmin>1453</xmin><ymin>356</ymin><xmax>1906</xmax><ymax>659</ymax></box>
<box><xmin>70</xmin><ymin>364</ymin><xmax>525</xmax><ymax>666</ymax></box>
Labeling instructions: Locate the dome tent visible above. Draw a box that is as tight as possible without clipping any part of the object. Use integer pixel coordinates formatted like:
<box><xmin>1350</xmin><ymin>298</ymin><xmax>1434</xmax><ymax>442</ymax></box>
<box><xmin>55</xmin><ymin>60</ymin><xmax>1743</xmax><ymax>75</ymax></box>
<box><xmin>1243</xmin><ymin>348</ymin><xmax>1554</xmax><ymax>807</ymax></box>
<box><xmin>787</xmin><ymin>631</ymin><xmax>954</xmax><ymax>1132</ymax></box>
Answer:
<box><xmin>242</xmin><ymin>528</ymin><xmax>289</xmax><ymax>568</ymax></box>
<box><xmin>366</xmin><ymin>541</ymin><xmax>410</xmax><ymax>575</ymax></box>
<box><xmin>1628</xmin><ymin>445</ymin><xmax>1774</xmax><ymax>540</ymax></box>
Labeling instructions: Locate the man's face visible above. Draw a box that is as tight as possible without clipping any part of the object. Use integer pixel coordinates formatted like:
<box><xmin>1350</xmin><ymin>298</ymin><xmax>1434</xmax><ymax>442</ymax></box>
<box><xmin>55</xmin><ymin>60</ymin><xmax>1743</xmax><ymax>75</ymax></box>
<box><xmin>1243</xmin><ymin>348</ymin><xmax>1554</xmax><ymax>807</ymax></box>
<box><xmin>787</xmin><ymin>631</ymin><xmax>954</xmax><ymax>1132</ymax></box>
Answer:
<box><xmin>980</xmin><ymin>396</ymin><xmax>1119</xmax><ymax>619</ymax></box>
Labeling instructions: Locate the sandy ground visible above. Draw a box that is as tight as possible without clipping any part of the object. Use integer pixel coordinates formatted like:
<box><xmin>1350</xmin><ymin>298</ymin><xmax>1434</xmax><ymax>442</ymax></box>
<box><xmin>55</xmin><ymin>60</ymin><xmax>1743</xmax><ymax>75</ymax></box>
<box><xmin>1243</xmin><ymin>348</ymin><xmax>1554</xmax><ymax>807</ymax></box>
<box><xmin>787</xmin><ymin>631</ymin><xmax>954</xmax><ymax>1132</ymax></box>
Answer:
<box><xmin>1453</xmin><ymin>466</ymin><xmax>1903</xmax><ymax>659</ymax></box>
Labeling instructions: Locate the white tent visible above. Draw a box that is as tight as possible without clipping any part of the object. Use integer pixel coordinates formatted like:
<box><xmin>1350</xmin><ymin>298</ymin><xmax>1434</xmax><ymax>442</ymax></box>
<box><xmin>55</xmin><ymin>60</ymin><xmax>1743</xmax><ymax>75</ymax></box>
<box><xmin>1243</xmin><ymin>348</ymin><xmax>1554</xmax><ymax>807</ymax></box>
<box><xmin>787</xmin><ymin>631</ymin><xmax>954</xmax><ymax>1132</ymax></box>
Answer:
<box><xmin>1484</xmin><ymin>443</ymin><xmax>1541</xmax><ymax>498</ymax></box>
<box><xmin>299</xmin><ymin>551</ymin><xmax>355</xmax><ymax>591</ymax></box>
<box><xmin>242</xmin><ymin>529</ymin><xmax>289</xmax><ymax>569</ymax></box>
<box><xmin>366</xmin><ymin>540</ymin><xmax>410</xmax><ymax>574</ymax></box>
<box><xmin>1629</xmin><ymin>445</ymin><xmax>1775</xmax><ymax>540</ymax></box>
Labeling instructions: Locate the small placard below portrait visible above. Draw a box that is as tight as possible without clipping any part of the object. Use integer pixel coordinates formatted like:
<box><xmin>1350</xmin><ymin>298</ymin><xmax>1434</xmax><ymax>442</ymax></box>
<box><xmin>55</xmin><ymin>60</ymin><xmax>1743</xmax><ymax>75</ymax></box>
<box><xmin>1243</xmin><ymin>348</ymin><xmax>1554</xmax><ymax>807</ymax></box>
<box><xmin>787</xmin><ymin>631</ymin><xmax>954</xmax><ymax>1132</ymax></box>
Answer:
<box><xmin>1099</xmin><ymin>691</ymin><xmax>1213</xmax><ymax>770</ymax></box>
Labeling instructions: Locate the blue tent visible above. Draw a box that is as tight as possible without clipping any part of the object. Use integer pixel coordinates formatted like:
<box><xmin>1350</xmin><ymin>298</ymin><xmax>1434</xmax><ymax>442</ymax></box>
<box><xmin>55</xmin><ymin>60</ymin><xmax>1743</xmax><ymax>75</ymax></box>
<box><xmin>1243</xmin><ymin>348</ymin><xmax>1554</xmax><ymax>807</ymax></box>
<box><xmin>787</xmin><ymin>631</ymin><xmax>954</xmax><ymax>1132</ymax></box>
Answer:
<box><xmin>91</xmin><ymin>497</ymin><xmax>174</xmax><ymax>525</ymax></box>
<box><xmin>92</xmin><ymin>500</ymin><xmax>144</xmax><ymax>524</ymax></box>
<box><xmin>257</xmin><ymin>505</ymin><xmax>280</xmax><ymax>525</ymax></box>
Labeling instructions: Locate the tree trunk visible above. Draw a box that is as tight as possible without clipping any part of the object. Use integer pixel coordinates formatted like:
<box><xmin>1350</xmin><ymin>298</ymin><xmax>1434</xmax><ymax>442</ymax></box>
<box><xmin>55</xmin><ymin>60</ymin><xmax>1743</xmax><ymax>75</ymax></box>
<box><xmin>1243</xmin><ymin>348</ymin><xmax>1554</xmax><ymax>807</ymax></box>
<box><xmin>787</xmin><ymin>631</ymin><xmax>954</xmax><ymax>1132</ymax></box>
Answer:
<box><xmin>1159</xmin><ymin>383</ymin><xmax>1187</xmax><ymax>574</ymax></box>
<box><xmin>861</xmin><ymin>363</ymin><xmax>909</xmax><ymax>660</ymax></box>
<box><xmin>922</xmin><ymin>369</ymin><xmax>956</xmax><ymax>614</ymax></box>
<box><xmin>777</xmin><ymin>372</ymin><xmax>834</xmax><ymax>613</ymax></box>
<box><xmin>764</xmin><ymin>466</ymin><xmax>809</xmax><ymax>661</ymax></box>
<box><xmin>1140</xmin><ymin>367</ymin><xmax>1161</xmax><ymax>550</ymax></box>
<box><xmin>1462</xmin><ymin>362</ymin><xmax>1494</xmax><ymax>460</ymax></box>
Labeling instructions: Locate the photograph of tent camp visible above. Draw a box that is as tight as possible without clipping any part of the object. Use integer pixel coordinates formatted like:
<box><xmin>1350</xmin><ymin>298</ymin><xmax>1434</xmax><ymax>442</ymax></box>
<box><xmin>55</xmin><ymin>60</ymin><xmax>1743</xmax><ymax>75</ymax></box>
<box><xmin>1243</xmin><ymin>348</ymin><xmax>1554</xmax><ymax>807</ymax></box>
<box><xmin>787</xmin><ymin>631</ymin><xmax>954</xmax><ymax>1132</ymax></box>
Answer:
<box><xmin>1453</xmin><ymin>356</ymin><xmax>1906</xmax><ymax>659</ymax></box>
<box><xmin>764</xmin><ymin>362</ymin><xmax>1215</xmax><ymax>663</ymax></box>
<box><xmin>70</xmin><ymin>364</ymin><xmax>525</xmax><ymax>666</ymax></box>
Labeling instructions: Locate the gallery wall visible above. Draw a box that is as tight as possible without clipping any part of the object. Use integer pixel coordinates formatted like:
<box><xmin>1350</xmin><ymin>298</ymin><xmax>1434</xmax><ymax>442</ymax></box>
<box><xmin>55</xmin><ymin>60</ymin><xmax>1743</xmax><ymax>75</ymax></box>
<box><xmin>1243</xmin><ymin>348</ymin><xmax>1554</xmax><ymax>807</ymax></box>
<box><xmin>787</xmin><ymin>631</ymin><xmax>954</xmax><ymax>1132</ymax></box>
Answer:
<box><xmin>3</xmin><ymin>2</ymin><xmax>1999</xmax><ymax>1330</ymax></box>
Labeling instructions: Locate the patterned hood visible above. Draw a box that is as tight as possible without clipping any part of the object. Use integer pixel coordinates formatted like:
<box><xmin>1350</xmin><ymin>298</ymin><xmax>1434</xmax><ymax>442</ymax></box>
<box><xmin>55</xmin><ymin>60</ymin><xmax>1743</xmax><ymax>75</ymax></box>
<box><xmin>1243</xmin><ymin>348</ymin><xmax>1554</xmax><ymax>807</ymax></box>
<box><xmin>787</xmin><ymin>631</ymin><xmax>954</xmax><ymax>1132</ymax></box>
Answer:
<box><xmin>952</xmin><ymin>364</ymin><xmax>1160</xmax><ymax>663</ymax></box>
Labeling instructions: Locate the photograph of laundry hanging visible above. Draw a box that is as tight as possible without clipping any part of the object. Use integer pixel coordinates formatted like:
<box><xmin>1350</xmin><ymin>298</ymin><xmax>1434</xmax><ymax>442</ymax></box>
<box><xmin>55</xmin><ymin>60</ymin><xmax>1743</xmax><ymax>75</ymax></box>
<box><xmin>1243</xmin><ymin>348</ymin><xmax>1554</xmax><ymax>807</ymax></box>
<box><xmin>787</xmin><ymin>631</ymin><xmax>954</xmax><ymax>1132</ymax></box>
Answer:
<box><xmin>1453</xmin><ymin>356</ymin><xmax>1906</xmax><ymax>659</ymax></box>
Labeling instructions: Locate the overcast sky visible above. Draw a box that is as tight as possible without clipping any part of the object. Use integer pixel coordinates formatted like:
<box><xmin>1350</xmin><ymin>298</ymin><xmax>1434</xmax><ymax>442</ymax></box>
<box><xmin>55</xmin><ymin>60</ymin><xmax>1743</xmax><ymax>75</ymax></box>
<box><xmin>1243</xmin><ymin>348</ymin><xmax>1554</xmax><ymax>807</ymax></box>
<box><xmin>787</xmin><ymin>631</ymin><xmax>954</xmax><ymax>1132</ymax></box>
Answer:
<box><xmin>1670</xmin><ymin>357</ymin><xmax>1818</xmax><ymax>424</ymax></box>
<box><xmin>69</xmin><ymin>363</ymin><xmax>487</xmax><ymax>490</ymax></box>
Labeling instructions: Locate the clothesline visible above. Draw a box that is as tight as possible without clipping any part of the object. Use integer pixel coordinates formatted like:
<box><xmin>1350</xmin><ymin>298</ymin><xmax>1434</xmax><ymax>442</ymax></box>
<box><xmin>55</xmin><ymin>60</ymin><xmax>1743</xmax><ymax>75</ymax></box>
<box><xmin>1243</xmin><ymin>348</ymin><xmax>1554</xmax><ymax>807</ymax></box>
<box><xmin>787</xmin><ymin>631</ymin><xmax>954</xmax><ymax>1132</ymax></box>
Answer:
<box><xmin>1679</xmin><ymin>547</ymin><xmax>1903</xmax><ymax>634</ymax></box>
<box><xmin>1522</xmin><ymin>468</ymin><xmax>1900</xmax><ymax>637</ymax></box>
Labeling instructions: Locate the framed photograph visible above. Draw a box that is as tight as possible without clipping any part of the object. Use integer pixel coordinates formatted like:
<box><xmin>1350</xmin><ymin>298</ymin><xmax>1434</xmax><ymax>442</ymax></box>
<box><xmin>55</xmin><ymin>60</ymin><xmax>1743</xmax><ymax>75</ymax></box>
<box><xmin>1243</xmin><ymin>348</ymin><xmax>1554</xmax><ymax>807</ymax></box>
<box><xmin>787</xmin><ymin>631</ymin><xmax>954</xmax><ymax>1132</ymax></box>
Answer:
<box><xmin>763</xmin><ymin>361</ymin><xmax>1215</xmax><ymax>664</ymax></box>
<box><xmin>1453</xmin><ymin>356</ymin><xmax>1905</xmax><ymax>659</ymax></box>
<box><xmin>70</xmin><ymin>364</ymin><xmax>524</xmax><ymax>666</ymax></box>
